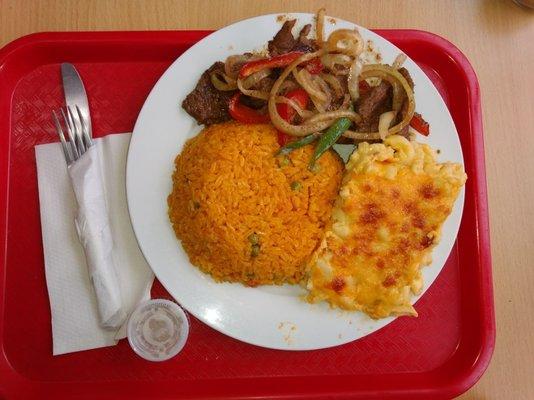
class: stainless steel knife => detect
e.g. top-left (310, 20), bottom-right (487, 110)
top-left (61, 63), bottom-right (92, 139)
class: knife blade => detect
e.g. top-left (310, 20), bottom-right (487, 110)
top-left (61, 63), bottom-right (92, 139)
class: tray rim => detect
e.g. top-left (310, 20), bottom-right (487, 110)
top-left (0, 29), bottom-right (495, 399)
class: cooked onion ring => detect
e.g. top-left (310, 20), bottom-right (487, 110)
top-left (237, 76), bottom-right (270, 100)
top-left (225, 54), bottom-right (251, 79)
top-left (391, 81), bottom-right (404, 111)
top-left (312, 74), bottom-right (333, 110)
top-left (276, 96), bottom-right (314, 119)
top-left (347, 58), bottom-right (363, 101)
top-left (210, 71), bottom-right (237, 91)
top-left (293, 68), bottom-right (327, 102)
top-left (378, 111), bottom-right (397, 139)
top-left (321, 53), bottom-right (352, 74)
top-left (305, 109), bottom-right (361, 124)
top-left (242, 68), bottom-right (272, 89)
top-left (320, 73), bottom-right (343, 98)
top-left (316, 8), bottom-right (326, 46)
top-left (342, 130), bottom-right (380, 141)
top-left (340, 94), bottom-right (351, 109)
top-left (279, 79), bottom-right (299, 94)
top-left (309, 94), bottom-right (326, 113)
top-left (326, 29), bottom-right (364, 57)
top-left (392, 53), bottom-right (407, 69)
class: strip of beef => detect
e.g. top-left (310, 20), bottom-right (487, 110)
top-left (182, 62), bottom-right (235, 125)
top-left (269, 20), bottom-right (317, 55)
top-left (356, 81), bottom-right (393, 132)
top-left (344, 68), bottom-right (416, 142)
top-left (297, 24), bottom-right (312, 44)
top-left (293, 24), bottom-right (316, 52)
top-left (268, 20), bottom-right (297, 56)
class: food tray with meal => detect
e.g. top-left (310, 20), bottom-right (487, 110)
top-left (0, 23), bottom-right (493, 399)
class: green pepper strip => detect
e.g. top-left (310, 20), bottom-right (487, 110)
top-left (308, 116), bottom-right (352, 170)
top-left (276, 134), bottom-right (318, 156)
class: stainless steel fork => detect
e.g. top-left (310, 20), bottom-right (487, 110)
top-left (52, 105), bottom-right (93, 165)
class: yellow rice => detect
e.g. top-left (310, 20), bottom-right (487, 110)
top-left (168, 121), bottom-right (343, 286)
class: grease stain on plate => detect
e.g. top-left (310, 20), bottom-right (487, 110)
top-left (278, 321), bottom-right (298, 345)
top-left (276, 14), bottom-right (292, 23)
top-left (361, 39), bottom-right (383, 64)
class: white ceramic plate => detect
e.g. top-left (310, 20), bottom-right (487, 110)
top-left (127, 13), bottom-right (465, 350)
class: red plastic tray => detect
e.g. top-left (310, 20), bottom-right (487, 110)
top-left (0, 30), bottom-right (494, 399)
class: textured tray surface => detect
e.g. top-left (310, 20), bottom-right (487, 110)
top-left (0, 30), bottom-right (493, 399)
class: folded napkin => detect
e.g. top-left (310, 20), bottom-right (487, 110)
top-left (35, 133), bottom-right (154, 355)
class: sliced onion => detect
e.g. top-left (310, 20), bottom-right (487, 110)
top-left (321, 53), bottom-right (352, 73)
top-left (378, 111), bottom-right (397, 139)
top-left (343, 130), bottom-right (380, 141)
top-left (366, 77), bottom-right (382, 87)
top-left (293, 68), bottom-right (327, 102)
top-left (237, 78), bottom-right (270, 100)
top-left (392, 53), bottom-right (407, 69)
top-left (320, 73), bottom-right (343, 98)
top-left (270, 115), bottom-right (333, 136)
top-left (391, 81), bottom-right (404, 111)
top-left (210, 72), bottom-right (238, 91)
top-left (316, 8), bottom-right (326, 45)
top-left (312, 74), bottom-right (333, 110)
top-left (242, 68), bottom-right (272, 89)
top-left (407, 127), bottom-right (418, 141)
top-left (310, 95), bottom-right (326, 113)
top-left (391, 54), bottom-right (408, 110)
top-left (279, 79), bottom-right (299, 94)
top-left (305, 109), bottom-right (361, 124)
top-left (293, 70), bottom-right (333, 112)
top-left (347, 58), bottom-right (363, 101)
top-left (225, 54), bottom-right (251, 79)
top-left (276, 96), bottom-right (314, 119)
top-left (326, 29), bottom-right (364, 57)
top-left (340, 94), bottom-right (351, 109)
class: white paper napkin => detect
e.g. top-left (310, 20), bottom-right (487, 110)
top-left (35, 133), bottom-right (154, 355)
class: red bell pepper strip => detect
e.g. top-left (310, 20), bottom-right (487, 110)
top-left (239, 51), bottom-right (304, 79)
top-left (305, 58), bottom-right (324, 75)
top-left (277, 88), bottom-right (309, 121)
top-left (277, 132), bottom-right (293, 146)
top-left (409, 112), bottom-right (430, 136)
top-left (276, 88), bottom-right (310, 146)
top-left (228, 92), bottom-right (270, 124)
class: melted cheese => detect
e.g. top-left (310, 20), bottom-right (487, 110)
top-left (306, 135), bottom-right (467, 319)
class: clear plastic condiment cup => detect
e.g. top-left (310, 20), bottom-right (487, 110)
top-left (127, 299), bottom-right (189, 362)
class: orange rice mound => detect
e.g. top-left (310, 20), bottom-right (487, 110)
top-left (168, 121), bottom-right (343, 286)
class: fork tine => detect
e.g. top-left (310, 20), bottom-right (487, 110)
top-left (67, 106), bottom-right (86, 154)
top-left (75, 105), bottom-right (93, 148)
top-left (52, 110), bottom-right (72, 164)
top-left (61, 108), bottom-right (80, 159)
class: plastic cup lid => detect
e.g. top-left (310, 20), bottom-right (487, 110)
top-left (127, 299), bottom-right (189, 362)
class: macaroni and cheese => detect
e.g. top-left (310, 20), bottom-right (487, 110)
top-left (305, 135), bottom-right (467, 319)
